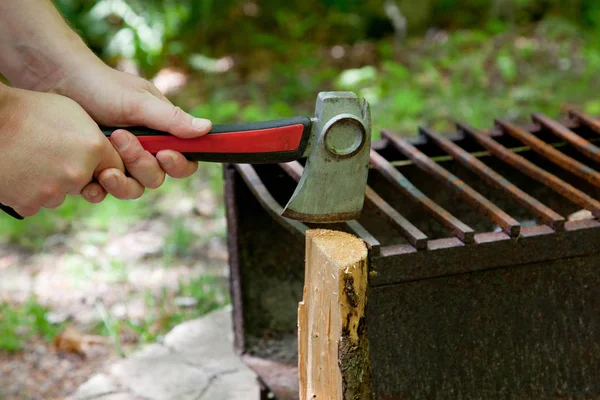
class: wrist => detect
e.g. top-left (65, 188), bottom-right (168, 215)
top-left (0, 83), bottom-right (23, 137)
top-left (0, 1), bottom-right (102, 92)
top-left (14, 36), bottom-right (100, 93)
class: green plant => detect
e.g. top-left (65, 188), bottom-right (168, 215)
top-left (0, 298), bottom-right (64, 352)
top-left (162, 217), bottom-right (197, 264)
top-left (93, 274), bottom-right (229, 350)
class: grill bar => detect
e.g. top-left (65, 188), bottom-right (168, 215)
top-left (532, 113), bottom-right (600, 163)
top-left (496, 119), bottom-right (600, 187)
top-left (370, 150), bottom-right (475, 243)
top-left (420, 126), bottom-right (565, 231)
top-left (365, 187), bottom-right (428, 249)
top-left (569, 109), bottom-right (600, 134)
top-left (278, 162), bottom-right (381, 252)
top-left (345, 220), bottom-right (381, 254)
top-left (458, 122), bottom-right (600, 217)
top-left (236, 164), bottom-right (308, 236)
top-left (382, 131), bottom-right (521, 237)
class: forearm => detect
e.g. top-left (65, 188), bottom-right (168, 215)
top-left (0, 0), bottom-right (98, 91)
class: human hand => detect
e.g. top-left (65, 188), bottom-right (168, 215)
top-left (46, 57), bottom-right (212, 202)
top-left (0, 85), bottom-right (126, 216)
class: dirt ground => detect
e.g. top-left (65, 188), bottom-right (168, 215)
top-left (0, 178), bottom-right (229, 400)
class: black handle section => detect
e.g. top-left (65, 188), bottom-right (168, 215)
top-left (1, 203), bottom-right (23, 220)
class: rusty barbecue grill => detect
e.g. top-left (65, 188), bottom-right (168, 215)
top-left (224, 109), bottom-right (600, 399)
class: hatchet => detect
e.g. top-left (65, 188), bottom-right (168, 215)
top-left (0, 92), bottom-right (371, 223)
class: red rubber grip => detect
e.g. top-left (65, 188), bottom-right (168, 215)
top-left (135, 124), bottom-right (305, 155)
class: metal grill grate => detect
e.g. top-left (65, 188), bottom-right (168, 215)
top-left (233, 109), bottom-right (600, 256)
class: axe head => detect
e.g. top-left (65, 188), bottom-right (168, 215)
top-left (282, 92), bottom-right (371, 223)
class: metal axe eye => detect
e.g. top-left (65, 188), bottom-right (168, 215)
top-left (322, 114), bottom-right (367, 159)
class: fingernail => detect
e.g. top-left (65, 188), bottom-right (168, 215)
top-left (101, 174), bottom-right (118, 190)
top-left (192, 118), bottom-right (212, 131)
top-left (112, 132), bottom-right (130, 151)
top-left (87, 187), bottom-right (99, 197)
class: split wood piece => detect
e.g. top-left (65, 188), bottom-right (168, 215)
top-left (420, 126), bottom-right (565, 231)
top-left (532, 112), bottom-right (600, 163)
top-left (569, 109), bottom-right (600, 134)
top-left (278, 162), bottom-right (382, 253)
top-left (496, 119), bottom-right (600, 187)
top-left (370, 150), bottom-right (476, 244)
top-left (236, 164), bottom-right (308, 237)
top-left (279, 162), bottom-right (428, 250)
top-left (458, 122), bottom-right (600, 218)
top-left (298, 229), bottom-right (371, 400)
top-left (381, 131), bottom-right (521, 237)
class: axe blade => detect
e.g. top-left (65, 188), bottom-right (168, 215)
top-left (282, 92), bottom-right (371, 223)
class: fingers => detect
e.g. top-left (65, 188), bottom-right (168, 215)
top-left (156, 150), bottom-right (199, 179)
top-left (98, 168), bottom-right (145, 200)
top-left (43, 193), bottom-right (66, 209)
top-left (14, 204), bottom-right (41, 218)
top-left (94, 135), bottom-right (125, 179)
top-left (110, 130), bottom-right (166, 189)
top-left (131, 94), bottom-right (212, 138)
top-left (81, 182), bottom-right (108, 204)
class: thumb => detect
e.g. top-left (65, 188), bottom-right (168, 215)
top-left (131, 94), bottom-right (212, 138)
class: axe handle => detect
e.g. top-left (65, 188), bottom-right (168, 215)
top-left (1, 117), bottom-right (313, 220)
top-left (102, 116), bottom-right (313, 163)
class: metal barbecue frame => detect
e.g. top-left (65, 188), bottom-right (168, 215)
top-left (224, 110), bottom-right (600, 399)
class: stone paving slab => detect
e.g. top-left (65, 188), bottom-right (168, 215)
top-left (69, 306), bottom-right (260, 400)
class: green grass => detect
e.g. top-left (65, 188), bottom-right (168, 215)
top-left (96, 274), bottom-right (230, 354)
top-left (0, 298), bottom-right (65, 352)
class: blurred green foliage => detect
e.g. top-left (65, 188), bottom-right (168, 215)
top-left (53, 0), bottom-right (600, 73)
top-left (0, 0), bottom-right (597, 240)
top-left (0, 298), bottom-right (64, 352)
top-left (96, 275), bottom-right (229, 353)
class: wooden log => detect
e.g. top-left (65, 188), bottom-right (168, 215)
top-left (298, 229), bottom-right (372, 400)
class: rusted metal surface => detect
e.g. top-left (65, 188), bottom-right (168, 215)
top-left (458, 121), bottom-right (600, 217)
top-left (569, 109), bottom-right (600, 134)
top-left (241, 355), bottom-right (299, 400)
top-left (420, 126), bottom-right (565, 231)
top-left (237, 164), bottom-right (308, 236)
top-left (365, 187), bottom-right (428, 249)
top-left (532, 112), bottom-right (600, 163)
top-left (496, 118), bottom-right (600, 187)
top-left (383, 130), bottom-right (521, 237)
top-left (370, 149), bottom-right (476, 244)
top-left (374, 218), bottom-right (600, 286)
top-left (369, 251), bottom-right (600, 399)
top-left (225, 109), bottom-right (600, 400)
top-left (223, 164), bottom-right (246, 354)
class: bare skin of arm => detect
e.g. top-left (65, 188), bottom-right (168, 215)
top-left (0, 0), bottom-right (211, 210)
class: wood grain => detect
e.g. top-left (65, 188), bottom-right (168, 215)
top-left (298, 229), bottom-right (371, 400)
